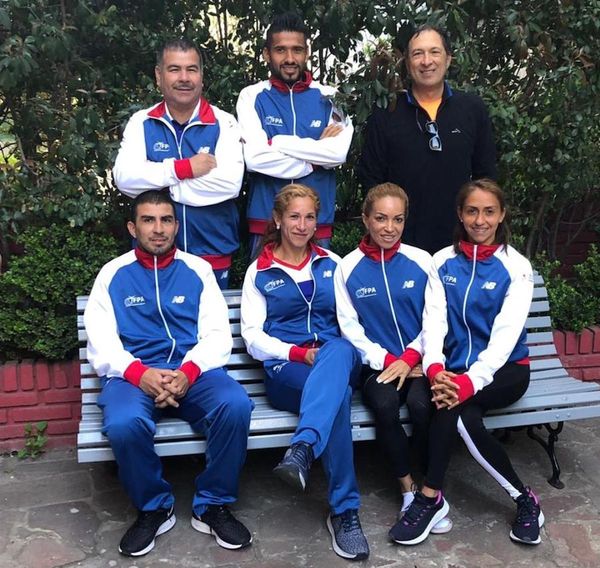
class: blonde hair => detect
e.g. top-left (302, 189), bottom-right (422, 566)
top-left (362, 183), bottom-right (409, 218)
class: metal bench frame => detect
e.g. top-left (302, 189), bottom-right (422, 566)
top-left (77, 274), bottom-right (600, 489)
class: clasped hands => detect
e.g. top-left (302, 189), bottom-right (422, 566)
top-left (139, 368), bottom-right (190, 408)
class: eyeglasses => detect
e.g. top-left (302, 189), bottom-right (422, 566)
top-left (415, 109), bottom-right (442, 152)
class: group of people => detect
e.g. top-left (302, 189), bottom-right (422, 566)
top-left (83, 10), bottom-right (543, 563)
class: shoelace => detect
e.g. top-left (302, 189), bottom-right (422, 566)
top-left (515, 495), bottom-right (537, 525)
top-left (340, 510), bottom-right (361, 532)
top-left (402, 494), bottom-right (434, 526)
top-left (289, 443), bottom-right (313, 470)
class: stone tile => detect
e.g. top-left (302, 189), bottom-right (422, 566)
top-left (16, 536), bottom-right (86, 568)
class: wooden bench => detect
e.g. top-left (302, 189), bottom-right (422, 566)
top-left (77, 275), bottom-right (600, 488)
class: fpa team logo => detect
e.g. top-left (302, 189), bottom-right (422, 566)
top-left (124, 295), bottom-right (146, 307)
top-left (443, 275), bottom-right (457, 286)
top-left (265, 279), bottom-right (285, 293)
top-left (356, 286), bottom-right (377, 299)
top-left (153, 141), bottom-right (170, 152)
top-left (265, 115), bottom-right (283, 127)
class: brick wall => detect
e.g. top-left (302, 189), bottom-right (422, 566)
top-left (0, 360), bottom-right (81, 452)
top-left (553, 326), bottom-right (600, 382)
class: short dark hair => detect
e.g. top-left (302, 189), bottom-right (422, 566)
top-left (156, 38), bottom-right (203, 69)
top-left (131, 190), bottom-right (176, 222)
top-left (406, 24), bottom-right (452, 55)
top-left (265, 12), bottom-right (309, 49)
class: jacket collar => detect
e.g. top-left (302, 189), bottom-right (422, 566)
top-left (135, 246), bottom-right (177, 269)
top-left (358, 235), bottom-right (401, 262)
top-left (257, 241), bottom-right (328, 271)
top-left (405, 81), bottom-right (453, 107)
top-left (269, 71), bottom-right (313, 94)
top-left (147, 97), bottom-right (216, 125)
top-left (459, 240), bottom-right (500, 261)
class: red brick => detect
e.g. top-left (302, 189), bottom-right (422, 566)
top-left (0, 439), bottom-right (24, 452)
top-left (0, 392), bottom-right (39, 408)
top-left (578, 328), bottom-right (594, 354)
top-left (568, 368), bottom-right (583, 380)
top-left (11, 404), bottom-right (72, 423)
top-left (582, 368), bottom-right (600, 382)
top-left (43, 388), bottom-right (81, 404)
top-left (565, 331), bottom-right (578, 355)
top-left (35, 361), bottom-right (51, 390)
top-left (553, 330), bottom-right (566, 354)
top-left (0, 409), bottom-right (7, 424)
top-left (18, 360), bottom-right (35, 390)
top-left (67, 359), bottom-right (81, 387)
top-left (46, 435), bottom-right (76, 449)
top-left (593, 326), bottom-right (600, 353)
top-left (0, 423), bottom-right (29, 440)
top-left (46, 419), bottom-right (79, 436)
top-left (52, 363), bottom-right (68, 388)
top-left (1, 362), bottom-right (18, 392)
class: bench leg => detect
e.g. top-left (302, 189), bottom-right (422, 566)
top-left (526, 422), bottom-right (565, 489)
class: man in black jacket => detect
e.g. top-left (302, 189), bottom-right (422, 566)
top-left (358, 25), bottom-right (497, 254)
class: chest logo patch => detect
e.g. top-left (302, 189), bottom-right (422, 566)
top-left (443, 275), bottom-right (457, 286)
top-left (265, 279), bottom-right (285, 292)
top-left (153, 141), bottom-right (170, 152)
top-left (124, 295), bottom-right (146, 307)
top-left (356, 286), bottom-right (377, 299)
top-left (481, 281), bottom-right (497, 290)
top-left (265, 115), bottom-right (283, 127)
top-left (310, 120), bottom-right (322, 128)
top-left (198, 146), bottom-right (211, 153)
top-left (402, 280), bottom-right (415, 289)
top-left (172, 296), bottom-right (186, 304)
top-left (322, 270), bottom-right (332, 278)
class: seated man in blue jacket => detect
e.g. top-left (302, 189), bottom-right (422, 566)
top-left (84, 190), bottom-right (253, 557)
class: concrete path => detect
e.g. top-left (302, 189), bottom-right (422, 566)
top-left (2, 419), bottom-right (600, 567)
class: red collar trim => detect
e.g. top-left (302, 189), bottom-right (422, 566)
top-left (147, 98), bottom-right (216, 124)
top-left (358, 235), bottom-right (401, 262)
top-left (257, 241), bottom-right (327, 270)
top-left (269, 72), bottom-right (312, 94)
top-left (135, 246), bottom-right (177, 269)
top-left (459, 240), bottom-right (500, 260)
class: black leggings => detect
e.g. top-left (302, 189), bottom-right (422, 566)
top-left (361, 371), bottom-right (431, 478)
top-left (424, 362), bottom-right (530, 498)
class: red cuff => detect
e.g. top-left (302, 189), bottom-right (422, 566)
top-left (454, 374), bottom-right (475, 403)
top-left (383, 352), bottom-right (399, 369)
top-left (174, 158), bottom-right (194, 180)
top-left (289, 345), bottom-right (308, 363)
top-left (399, 348), bottom-right (422, 368)
top-left (123, 360), bottom-right (149, 387)
top-left (179, 361), bottom-right (201, 385)
top-left (426, 362), bottom-right (445, 384)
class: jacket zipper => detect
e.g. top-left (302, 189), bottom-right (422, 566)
top-left (153, 255), bottom-right (176, 363)
top-left (462, 246), bottom-right (477, 368)
top-left (380, 249), bottom-right (405, 352)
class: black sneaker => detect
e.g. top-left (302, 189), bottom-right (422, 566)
top-left (118, 506), bottom-right (176, 556)
top-left (273, 442), bottom-right (314, 491)
top-left (191, 505), bottom-right (252, 550)
top-left (326, 509), bottom-right (370, 560)
top-left (510, 487), bottom-right (544, 545)
top-left (389, 491), bottom-right (449, 545)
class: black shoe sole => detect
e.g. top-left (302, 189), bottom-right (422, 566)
top-left (273, 462), bottom-right (306, 491)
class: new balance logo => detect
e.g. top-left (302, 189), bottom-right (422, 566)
top-left (171, 296), bottom-right (185, 304)
top-left (198, 146), bottom-right (211, 153)
top-left (124, 295), bottom-right (146, 307)
top-left (265, 279), bottom-right (285, 292)
top-left (310, 120), bottom-right (322, 128)
top-left (153, 141), bottom-right (170, 152)
top-left (322, 270), bottom-right (332, 278)
top-left (402, 280), bottom-right (415, 289)
top-left (265, 115), bottom-right (283, 126)
top-left (481, 281), bottom-right (497, 290)
top-left (356, 286), bottom-right (377, 299)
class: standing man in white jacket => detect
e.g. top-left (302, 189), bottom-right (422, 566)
top-left (113, 38), bottom-right (244, 288)
top-left (236, 12), bottom-right (353, 256)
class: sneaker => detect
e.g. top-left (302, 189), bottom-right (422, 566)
top-left (510, 488), bottom-right (544, 545)
top-left (326, 509), bottom-right (370, 560)
top-left (273, 442), bottom-right (314, 491)
top-left (192, 505), bottom-right (252, 550)
top-left (389, 491), bottom-right (449, 545)
top-left (118, 506), bottom-right (176, 556)
top-left (399, 491), bottom-right (453, 534)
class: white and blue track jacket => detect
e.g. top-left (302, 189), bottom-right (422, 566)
top-left (84, 246), bottom-right (232, 386)
top-left (422, 242), bottom-right (533, 401)
top-left (241, 243), bottom-right (342, 362)
top-left (335, 237), bottom-right (434, 370)
top-left (113, 98), bottom-right (243, 263)
top-left (236, 73), bottom-right (353, 239)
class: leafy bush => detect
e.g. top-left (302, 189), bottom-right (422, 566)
top-left (0, 223), bottom-right (120, 360)
top-left (535, 244), bottom-right (600, 332)
top-left (330, 220), bottom-right (364, 258)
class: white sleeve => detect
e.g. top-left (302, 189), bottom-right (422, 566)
top-left (236, 86), bottom-right (314, 179)
top-left (467, 255), bottom-right (534, 393)
top-left (271, 115), bottom-right (354, 168)
top-left (421, 255), bottom-right (449, 375)
top-left (112, 111), bottom-right (180, 196)
top-left (240, 264), bottom-right (295, 361)
top-left (84, 265), bottom-right (137, 379)
top-left (181, 261), bottom-right (233, 371)
top-left (169, 109), bottom-right (244, 206)
top-left (334, 261), bottom-right (387, 369)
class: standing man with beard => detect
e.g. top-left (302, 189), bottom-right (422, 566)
top-left (236, 12), bottom-right (354, 256)
top-left (358, 25), bottom-right (497, 255)
top-left (113, 39), bottom-right (243, 289)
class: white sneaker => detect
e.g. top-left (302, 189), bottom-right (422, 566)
top-left (399, 491), bottom-right (453, 534)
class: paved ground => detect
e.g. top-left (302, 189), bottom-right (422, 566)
top-left (2, 419), bottom-right (600, 568)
